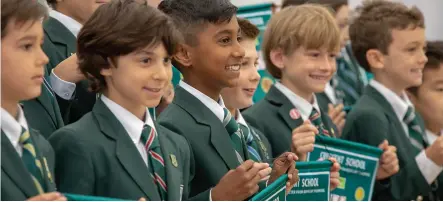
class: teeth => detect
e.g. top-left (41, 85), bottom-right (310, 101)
top-left (311, 76), bottom-right (327, 80)
top-left (226, 65), bottom-right (240, 71)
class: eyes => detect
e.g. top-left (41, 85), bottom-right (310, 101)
top-left (218, 35), bottom-right (242, 46)
top-left (139, 56), bottom-right (171, 66)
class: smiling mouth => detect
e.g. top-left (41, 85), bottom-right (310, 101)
top-left (143, 87), bottom-right (162, 93)
top-left (310, 75), bottom-right (329, 81)
top-left (225, 65), bottom-right (240, 71)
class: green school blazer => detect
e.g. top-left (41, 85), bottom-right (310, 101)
top-left (341, 85), bottom-right (440, 200)
top-left (1, 130), bottom-right (56, 200)
top-left (22, 84), bottom-right (64, 138)
top-left (48, 99), bottom-right (192, 201)
top-left (159, 86), bottom-right (271, 200)
top-left (243, 85), bottom-right (338, 158)
top-left (43, 17), bottom-right (95, 124)
top-left (315, 92), bottom-right (332, 114)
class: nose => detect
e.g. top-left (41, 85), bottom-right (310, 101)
top-left (250, 68), bottom-right (261, 83)
top-left (319, 55), bottom-right (336, 73)
top-left (37, 46), bottom-right (49, 67)
top-left (153, 60), bottom-right (171, 82)
top-left (232, 39), bottom-right (246, 59)
top-left (418, 49), bottom-right (428, 65)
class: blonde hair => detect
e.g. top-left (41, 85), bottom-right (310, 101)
top-left (262, 4), bottom-right (340, 79)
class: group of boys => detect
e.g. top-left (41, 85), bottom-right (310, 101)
top-left (1, 0), bottom-right (442, 201)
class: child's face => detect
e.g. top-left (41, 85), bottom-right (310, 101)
top-left (413, 63), bottom-right (443, 130)
top-left (58, 0), bottom-right (110, 24)
top-left (381, 28), bottom-right (427, 89)
top-left (101, 43), bottom-right (172, 108)
top-left (1, 20), bottom-right (48, 102)
top-left (280, 46), bottom-right (337, 98)
top-left (335, 5), bottom-right (349, 50)
top-left (221, 38), bottom-right (260, 109)
top-left (188, 16), bottom-right (245, 89)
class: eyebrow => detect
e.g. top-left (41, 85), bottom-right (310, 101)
top-left (17, 35), bottom-right (38, 42)
top-left (215, 28), bottom-right (241, 37)
top-left (134, 50), bottom-right (155, 55)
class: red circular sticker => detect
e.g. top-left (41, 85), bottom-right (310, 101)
top-left (289, 108), bottom-right (300, 120)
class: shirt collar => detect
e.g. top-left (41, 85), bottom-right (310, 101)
top-left (323, 82), bottom-right (337, 104)
top-left (236, 110), bottom-right (248, 127)
top-left (274, 82), bottom-right (321, 121)
top-left (425, 129), bottom-right (442, 145)
top-left (101, 95), bottom-right (155, 144)
top-left (179, 80), bottom-right (225, 122)
top-left (49, 9), bottom-right (82, 37)
top-left (1, 105), bottom-right (28, 148)
top-left (369, 80), bottom-right (413, 122)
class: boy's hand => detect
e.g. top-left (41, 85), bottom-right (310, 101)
top-left (425, 136), bottom-right (443, 166)
top-left (291, 120), bottom-right (319, 161)
top-left (376, 140), bottom-right (399, 180)
top-left (28, 192), bottom-right (66, 201)
top-left (328, 104), bottom-right (346, 136)
top-left (329, 158), bottom-right (341, 190)
top-left (53, 54), bottom-right (85, 83)
top-left (211, 160), bottom-right (271, 201)
top-left (268, 152), bottom-right (299, 194)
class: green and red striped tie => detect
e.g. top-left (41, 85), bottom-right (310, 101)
top-left (141, 125), bottom-right (167, 200)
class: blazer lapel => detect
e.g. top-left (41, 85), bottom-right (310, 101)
top-left (92, 100), bottom-right (160, 201)
top-left (157, 125), bottom-right (181, 201)
top-left (173, 86), bottom-right (240, 170)
top-left (44, 17), bottom-right (77, 57)
top-left (266, 86), bottom-right (304, 130)
top-left (1, 132), bottom-right (38, 198)
top-left (34, 86), bottom-right (58, 128)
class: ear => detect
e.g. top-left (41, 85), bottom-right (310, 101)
top-left (270, 48), bottom-right (285, 70)
top-left (366, 49), bottom-right (385, 70)
top-left (100, 57), bottom-right (115, 77)
top-left (174, 44), bottom-right (193, 67)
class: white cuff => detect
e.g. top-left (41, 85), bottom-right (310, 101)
top-left (50, 69), bottom-right (76, 100)
top-left (415, 150), bottom-right (443, 184)
top-left (209, 188), bottom-right (213, 201)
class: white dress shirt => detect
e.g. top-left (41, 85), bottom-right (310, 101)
top-left (1, 106), bottom-right (29, 157)
top-left (101, 95), bottom-right (156, 166)
top-left (179, 81), bottom-right (226, 121)
top-left (48, 10), bottom-right (82, 100)
top-left (274, 82), bottom-right (322, 120)
top-left (369, 80), bottom-right (443, 184)
top-left (324, 82), bottom-right (338, 105)
top-left (426, 129), bottom-right (441, 145)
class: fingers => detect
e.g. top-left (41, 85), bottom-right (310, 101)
top-left (378, 140), bottom-right (389, 150)
top-left (138, 197), bottom-right (146, 201)
top-left (258, 167), bottom-right (272, 179)
top-left (237, 160), bottom-right (255, 173)
top-left (293, 123), bottom-right (319, 135)
top-left (28, 192), bottom-right (66, 201)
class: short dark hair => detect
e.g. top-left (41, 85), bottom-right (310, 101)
top-left (349, 0), bottom-right (424, 72)
top-left (408, 41), bottom-right (443, 95)
top-left (158, 0), bottom-right (237, 46)
top-left (1, 0), bottom-right (48, 38)
top-left (281, 0), bottom-right (308, 9)
top-left (307, 0), bottom-right (348, 12)
top-left (238, 18), bottom-right (260, 40)
top-left (77, 0), bottom-right (181, 93)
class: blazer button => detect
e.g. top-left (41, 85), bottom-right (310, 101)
top-left (416, 195), bottom-right (423, 201)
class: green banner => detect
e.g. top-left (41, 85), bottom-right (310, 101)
top-left (237, 3), bottom-right (276, 103)
top-left (288, 161), bottom-right (332, 201)
top-left (64, 193), bottom-right (123, 201)
top-left (251, 174), bottom-right (287, 201)
top-left (307, 136), bottom-right (383, 201)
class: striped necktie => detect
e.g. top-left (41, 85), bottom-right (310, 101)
top-left (309, 108), bottom-right (331, 137)
top-left (238, 123), bottom-right (262, 162)
top-left (222, 108), bottom-right (246, 163)
top-left (141, 125), bottom-right (167, 200)
top-left (403, 107), bottom-right (427, 154)
top-left (19, 127), bottom-right (46, 194)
